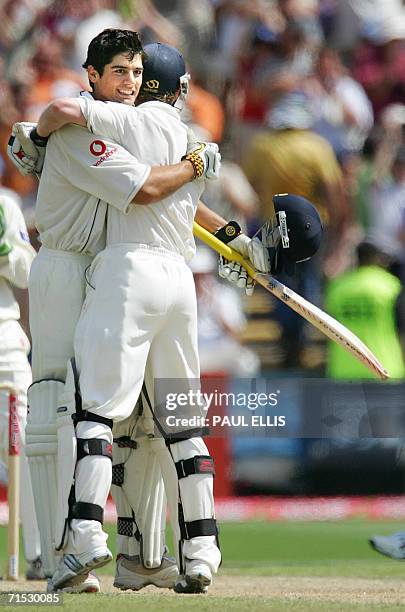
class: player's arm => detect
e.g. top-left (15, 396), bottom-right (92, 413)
top-left (194, 200), bottom-right (226, 232)
top-left (9, 101), bottom-right (220, 203)
top-left (36, 97), bottom-right (86, 135)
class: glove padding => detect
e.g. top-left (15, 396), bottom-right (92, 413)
top-left (219, 256), bottom-right (255, 295)
top-left (7, 122), bottom-right (45, 176)
top-left (185, 128), bottom-right (221, 180)
top-left (228, 233), bottom-right (270, 273)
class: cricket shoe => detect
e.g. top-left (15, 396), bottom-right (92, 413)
top-left (50, 547), bottom-right (112, 590)
top-left (369, 532), bottom-right (405, 559)
top-left (174, 560), bottom-right (212, 594)
top-left (47, 572), bottom-right (101, 593)
top-left (113, 554), bottom-right (179, 590)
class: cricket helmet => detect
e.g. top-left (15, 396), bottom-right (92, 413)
top-left (141, 43), bottom-right (189, 101)
top-left (261, 193), bottom-right (323, 275)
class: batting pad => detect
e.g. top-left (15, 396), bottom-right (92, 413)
top-left (123, 436), bottom-right (167, 568)
top-left (26, 379), bottom-right (64, 577)
top-left (111, 415), bottom-right (140, 558)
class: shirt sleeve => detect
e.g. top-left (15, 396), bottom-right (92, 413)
top-left (78, 97), bottom-right (132, 143)
top-left (52, 125), bottom-right (151, 213)
top-left (0, 194), bottom-right (36, 289)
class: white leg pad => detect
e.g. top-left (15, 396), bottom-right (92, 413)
top-left (54, 362), bottom-right (78, 551)
top-left (111, 414), bottom-right (140, 558)
top-left (67, 420), bottom-right (112, 555)
top-left (123, 436), bottom-right (167, 568)
top-left (25, 379), bottom-right (64, 576)
top-left (151, 436), bottom-right (221, 574)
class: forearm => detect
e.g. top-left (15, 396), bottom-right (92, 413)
top-left (194, 200), bottom-right (226, 232)
top-left (36, 98), bottom-right (86, 138)
top-left (132, 161), bottom-right (195, 205)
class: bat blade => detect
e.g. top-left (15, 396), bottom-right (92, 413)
top-left (193, 221), bottom-right (389, 380)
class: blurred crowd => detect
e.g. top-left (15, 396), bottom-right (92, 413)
top-left (2, 0), bottom-right (405, 373)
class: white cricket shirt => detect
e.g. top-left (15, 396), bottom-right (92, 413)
top-left (79, 98), bottom-right (203, 261)
top-left (35, 124), bottom-right (151, 255)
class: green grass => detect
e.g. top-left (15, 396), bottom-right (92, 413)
top-left (2, 520), bottom-right (405, 610)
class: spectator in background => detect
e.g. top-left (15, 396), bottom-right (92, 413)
top-left (352, 13), bottom-right (405, 121)
top-left (190, 247), bottom-right (260, 377)
top-left (0, 56), bottom-right (35, 198)
top-left (311, 46), bottom-right (374, 154)
top-left (325, 240), bottom-right (405, 380)
top-left (24, 36), bottom-right (84, 121)
top-left (243, 95), bottom-right (349, 264)
top-left (242, 96), bottom-right (350, 366)
top-left (367, 107), bottom-right (405, 284)
top-left (368, 146), bottom-right (405, 283)
top-left (184, 75), bottom-right (225, 144)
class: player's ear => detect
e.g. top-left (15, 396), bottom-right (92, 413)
top-left (87, 65), bottom-right (100, 86)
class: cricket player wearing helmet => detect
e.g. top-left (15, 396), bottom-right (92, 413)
top-left (8, 29), bottom-right (220, 592)
top-left (34, 42), bottom-right (271, 594)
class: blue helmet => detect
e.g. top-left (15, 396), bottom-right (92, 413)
top-left (261, 193), bottom-right (323, 275)
top-left (141, 43), bottom-right (188, 100)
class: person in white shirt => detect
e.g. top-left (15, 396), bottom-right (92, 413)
top-left (32, 42), bottom-right (270, 594)
top-left (8, 29), bottom-right (220, 592)
top-left (0, 187), bottom-right (42, 579)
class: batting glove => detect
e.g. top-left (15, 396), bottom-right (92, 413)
top-left (7, 122), bottom-right (48, 176)
top-left (219, 256), bottom-right (255, 295)
top-left (214, 221), bottom-right (271, 273)
top-left (183, 129), bottom-right (221, 180)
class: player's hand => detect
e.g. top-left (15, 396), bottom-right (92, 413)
top-left (230, 234), bottom-right (271, 272)
top-left (218, 256), bottom-right (255, 295)
top-left (184, 129), bottom-right (221, 180)
top-left (214, 221), bottom-right (271, 272)
top-left (7, 122), bottom-right (47, 176)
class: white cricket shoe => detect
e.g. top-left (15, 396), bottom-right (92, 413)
top-left (50, 547), bottom-right (112, 590)
top-left (174, 560), bottom-right (212, 594)
top-left (47, 572), bottom-right (101, 593)
top-left (113, 554), bottom-right (179, 590)
top-left (369, 532), bottom-right (405, 559)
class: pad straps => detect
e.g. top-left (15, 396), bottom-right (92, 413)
top-left (175, 455), bottom-right (215, 479)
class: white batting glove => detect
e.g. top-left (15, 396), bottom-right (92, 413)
top-left (219, 256), bottom-right (255, 295)
top-left (184, 128), bottom-right (221, 180)
top-left (7, 122), bottom-right (47, 176)
top-left (214, 221), bottom-right (271, 273)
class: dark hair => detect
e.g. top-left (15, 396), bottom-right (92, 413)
top-left (83, 29), bottom-right (143, 76)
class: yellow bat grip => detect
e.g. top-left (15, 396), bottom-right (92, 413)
top-left (193, 222), bottom-right (257, 279)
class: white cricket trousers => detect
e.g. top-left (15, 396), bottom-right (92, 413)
top-left (69, 245), bottom-right (221, 572)
top-left (27, 247), bottom-right (92, 572)
top-left (0, 319), bottom-right (40, 562)
top-left (29, 247), bottom-right (93, 380)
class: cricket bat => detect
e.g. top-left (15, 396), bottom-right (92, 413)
top-left (193, 222), bottom-right (389, 381)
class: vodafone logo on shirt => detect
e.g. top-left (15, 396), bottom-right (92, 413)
top-left (89, 139), bottom-right (118, 166)
top-left (90, 140), bottom-right (107, 156)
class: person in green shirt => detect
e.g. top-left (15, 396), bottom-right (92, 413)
top-left (325, 241), bottom-right (405, 380)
